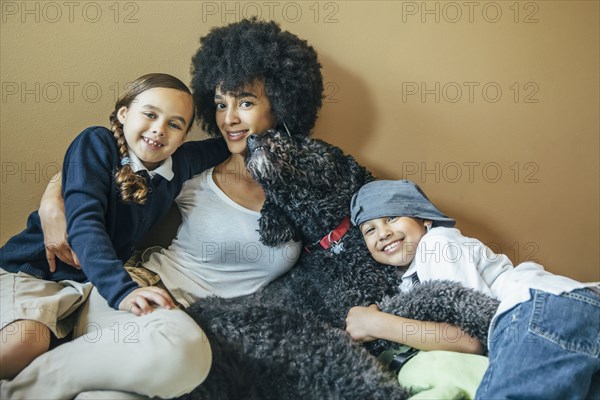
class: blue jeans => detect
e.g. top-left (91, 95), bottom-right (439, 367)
top-left (476, 288), bottom-right (600, 399)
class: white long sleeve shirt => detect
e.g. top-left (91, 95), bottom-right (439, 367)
top-left (399, 227), bottom-right (594, 342)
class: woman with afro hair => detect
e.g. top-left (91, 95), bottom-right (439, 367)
top-left (18, 18), bottom-right (325, 398)
top-left (191, 17), bottom-right (323, 139)
top-left (127, 17), bottom-right (325, 305)
top-left (129, 17), bottom-right (325, 304)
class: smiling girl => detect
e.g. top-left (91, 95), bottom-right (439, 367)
top-left (2, 20), bottom-right (324, 399)
top-left (0, 73), bottom-right (227, 387)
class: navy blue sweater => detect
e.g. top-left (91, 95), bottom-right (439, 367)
top-left (1, 126), bottom-right (229, 309)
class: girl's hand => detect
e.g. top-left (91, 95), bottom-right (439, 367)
top-left (345, 304), bottom-right (382, 343)
top-left (119, 287), bottom-right (177, 316)
top-left (39, 173), bottom-right (81, 272)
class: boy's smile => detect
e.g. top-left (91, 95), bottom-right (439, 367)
top-left (361, 216), bottom-right (429, 267)
top-left (381, 237), bottom-right (404, 253)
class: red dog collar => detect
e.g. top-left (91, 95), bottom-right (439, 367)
top-left (319, 216), bottom-right (351, 249)
top-left (304, 216), bottom-right (351, 254)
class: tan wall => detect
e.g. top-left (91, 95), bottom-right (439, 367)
top-left (1, 1), bottom-right (598, 282)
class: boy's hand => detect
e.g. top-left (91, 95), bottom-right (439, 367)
top-left (345, 304), bottom-right (381, 342)
top-left (119, 287), bottom-right (177, 316)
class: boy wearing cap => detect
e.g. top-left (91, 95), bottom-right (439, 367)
top-left (346, 179), bottom-right (599, 399)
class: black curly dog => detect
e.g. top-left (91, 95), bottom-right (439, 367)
top-left (181, 130), bottom-right (498, 399)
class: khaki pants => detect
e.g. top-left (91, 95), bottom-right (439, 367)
top-left (1, 268), bottom-right (93, 339)
top-left (0, 266), bottom-right (211, 399)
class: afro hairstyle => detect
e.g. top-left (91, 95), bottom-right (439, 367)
top-left (190, 18), bottom-right (323, 138)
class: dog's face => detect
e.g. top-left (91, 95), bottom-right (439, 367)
top-left (245, 130), bottom-right (301, 188)
top-left (246, 129), bottom-right (370, 194)
top-left (245, 129), bottom-right (373, 245)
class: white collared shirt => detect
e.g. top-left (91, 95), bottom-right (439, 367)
top-left (400, 227), bottom-right (592, 345)
top-left (127, 149), bottom-right (174, 181)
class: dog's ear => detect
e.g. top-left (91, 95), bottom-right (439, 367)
top-left (259, 199), bottom-right (299, 247)
top-left (346, 155), bottom-right (375, 187)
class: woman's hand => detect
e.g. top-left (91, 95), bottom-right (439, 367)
top-left (119, 287), bottom-right (177, 316)
top-left (345, 304), bottom-right (382, 343)
top-left (39, 172), bottom-right (80, 272)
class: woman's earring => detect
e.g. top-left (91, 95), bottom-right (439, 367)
top-left (425, 223), bottom-right (431, 232)
top-left (282, 122), bottom-right (291, 136)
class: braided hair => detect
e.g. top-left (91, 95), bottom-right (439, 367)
top-left (109, 73), bottom-right (194, 204)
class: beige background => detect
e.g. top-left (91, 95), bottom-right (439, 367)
top-left (1, 1), bottom-right (598, 282)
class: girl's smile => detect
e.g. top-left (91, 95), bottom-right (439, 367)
top-left (141, 136), bottom-right (165, 149)
top-left (117, 87), bottom-right (193, 170)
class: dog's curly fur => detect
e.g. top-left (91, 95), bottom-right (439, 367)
top-left (245, 129), bottom-right (498, 343)
top-left (181, 130), bottom-right (498, 399)
top-left (371, 280), bottom-right (499, 355)
top-left (182, 297), bottom-right (409, 399)
top-left (181, 130), bottom-right (408, 399)
top-left (244, 131), bottom-right (403, 328)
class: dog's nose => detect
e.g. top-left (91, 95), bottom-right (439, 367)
top-left (247, 134), bottom-right (258, 149)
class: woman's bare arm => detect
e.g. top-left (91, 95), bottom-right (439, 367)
top-left (38, 172), bottom-right (80, 271)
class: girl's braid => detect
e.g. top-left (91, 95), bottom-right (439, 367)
top-left (110, 111), bottom-right (148, 204)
